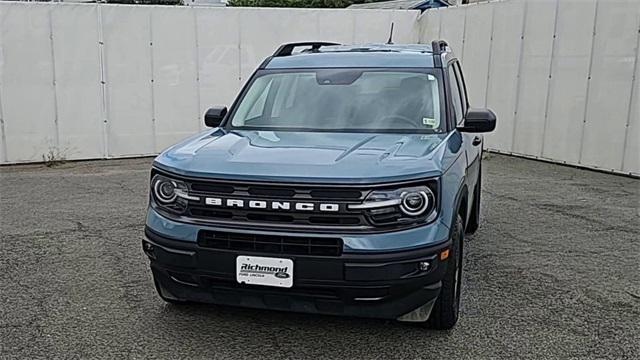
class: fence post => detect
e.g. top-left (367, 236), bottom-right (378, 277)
top-left (483, 4), bottom-right (496, 109)
top-left (193, 6), bottom-right (203, 131)
top-left (621, 18), bottom-right (640, 172)
top-left (577, 0), bottom-right (599, 166)
top-left (459, 6), bottom-right (468, 63)
top-left (149, 10), bottom-right (157, 154)
top-left (97, 4), bottom-right (109, 158)
top-left (540, 0), bottom-right (561, 158)
top-left (0, 30), bottom-right (6, 163)
top-left (48, 5), bottom-right (60, 154)
top-left (510, 0), bottom-right (529, 154)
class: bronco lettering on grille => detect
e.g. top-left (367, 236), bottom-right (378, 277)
top-left (204, 197), bottom-right (340, 212)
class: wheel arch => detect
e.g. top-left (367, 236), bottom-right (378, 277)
top-left (451, 183), bottom-right (468, 231)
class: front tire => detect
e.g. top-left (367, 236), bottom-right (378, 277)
top-left (426, 214), bottom-right (464, 330)
top-left (466, 163), bottom-right (482, 234)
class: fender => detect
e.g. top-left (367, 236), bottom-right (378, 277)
top-left (451, 182), bottom-right (468, 231)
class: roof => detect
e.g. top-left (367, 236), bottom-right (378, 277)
top-left (264, 44), bottom-right (447, 69)
top-left (347, 0), bottom-right (452, 10)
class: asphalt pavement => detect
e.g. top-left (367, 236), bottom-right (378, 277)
top-left (1, 154), bottom-right (638, 359)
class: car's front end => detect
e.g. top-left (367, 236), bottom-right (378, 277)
top-left (144, 163), bottom-right (454, 321)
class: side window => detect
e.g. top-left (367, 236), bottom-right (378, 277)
top-left (453, 62), bottom-right (468, 115)
top-left (448, 66), bottom-right (463, 125)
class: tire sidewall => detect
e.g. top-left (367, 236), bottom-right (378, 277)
top-left (426, 214), bottom-right (464, 329)
top-left (450, 216), bottom-right (464, 319)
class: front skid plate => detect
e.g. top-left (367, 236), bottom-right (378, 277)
top-left (396, 298), bottom-right (436, 322)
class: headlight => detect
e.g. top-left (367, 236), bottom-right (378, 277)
top-left (349, 185), bottom-right (437, 226)
top-left (400, 190), bottom-right (431, 216)
top-left (150, 174), bottom-right (199, 213)
top-left (153, 177), bottom-right (178, 203)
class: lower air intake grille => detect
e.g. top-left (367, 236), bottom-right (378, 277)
top-left (198, 230), bottom-right (343, 257)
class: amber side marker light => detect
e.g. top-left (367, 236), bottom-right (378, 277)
top-left (440, 249), bottom-right (450, 260)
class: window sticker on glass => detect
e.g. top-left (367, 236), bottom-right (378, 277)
top-left (423, 117), bottom-right (439, 128)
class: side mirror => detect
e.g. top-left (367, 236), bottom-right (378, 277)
top-left (204, 106), bottom-right (227, 128)
top-left (458, 108), bottom-right (496, 133)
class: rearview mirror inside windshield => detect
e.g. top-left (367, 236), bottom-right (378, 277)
top-left (316, 69), bottom-right (363, 85)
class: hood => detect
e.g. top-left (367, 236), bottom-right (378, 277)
top-left (154, 129), bottom-right (449, 183)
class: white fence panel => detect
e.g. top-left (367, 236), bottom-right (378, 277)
top-left (512, 0), bottom-right (556, 157)
top-left (390, 10), bottom-right (420, 44)
top-left (196, 8), bottom-right (242, 115)
top-left (151, 6), bottom-right (200, 152)
top-left (459, 3), bottom-right (492, 108)
top-left (51, 4), bottom-right (104, 160)
top-left (0, 4), bottom-right (57, 163)
top-left (483, 0), bottom-right (525, 152)
top-left (239, 8), bottom-right (318, 82)
top-left (0, 4), bottom-right (7, 163)
top-left (623, 31), bottom-right (639, 174)
top-left (102, 5), bottom-right (155, 157)
top-left (541, 0), bottom-right (597, 165)
top-left (316, 9), bottom-right (355, 44)
top-left (419, 7), bottom-right (441, 41)
top-left (580, 0), bottom-right (639, 171)
top-left (418, 0), bottom-right (639, 176)
top-left (439, 6), bottom-right (465, 62)
top-left (354, 9), bottom-right (419, 44)
top-left (353, 10), bottom-right (393, 44)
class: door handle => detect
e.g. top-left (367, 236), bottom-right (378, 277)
top-left (472, 136), bottom-right (482, 146)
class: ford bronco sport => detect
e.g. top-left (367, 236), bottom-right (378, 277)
top-left (143, 41), bottom-right (496, 329)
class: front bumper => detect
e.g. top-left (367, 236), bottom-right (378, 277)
top-left (144, 227), bottom-right (451, 320)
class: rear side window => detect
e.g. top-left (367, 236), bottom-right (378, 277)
top-left (453, 62), bottom-right (468, 115)
top-left (448, 66), bottom-right (463, 125)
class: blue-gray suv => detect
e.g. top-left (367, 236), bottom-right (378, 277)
top-left (143, 40), bottom-right (496, 329)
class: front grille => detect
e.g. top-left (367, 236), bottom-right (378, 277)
top-left (183, 178), bottom-right (369, 230)
top-left (200, 276), bottom-right (341, 299)
top-left (187, 205), bottom-right (364, 227)
top-left (198, 230), bottom-right (343, 257)
top-left (151, 168), bottom-right (438, 232)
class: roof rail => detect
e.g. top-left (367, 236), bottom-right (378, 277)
top-left (431, 40), bottom-right (448, 55)
top-left (272, 42), bottom-right (340, 57)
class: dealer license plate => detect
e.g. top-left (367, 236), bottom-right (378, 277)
top-left (236, 256), bottom-right (294, 288)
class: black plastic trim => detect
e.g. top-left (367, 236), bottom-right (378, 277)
top-left (144, 226), bottom-right (451, 262)
top-left (273, 42), bottom-right (341, 57)
top-left (144, 227), bottom-right (451, 319)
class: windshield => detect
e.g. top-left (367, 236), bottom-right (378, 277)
top-left (229, 69), bottom-right (444, 133)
